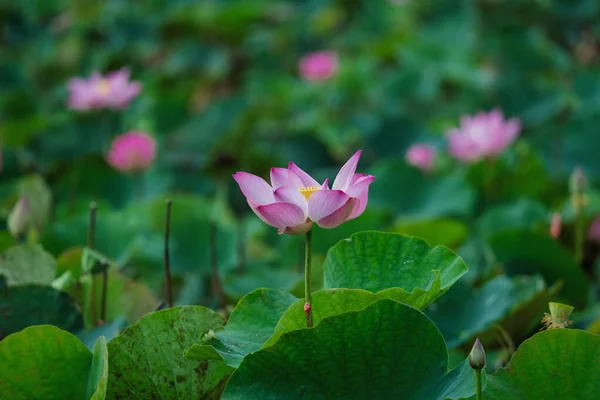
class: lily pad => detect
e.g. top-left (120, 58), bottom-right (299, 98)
top-left (323, 231), bottom-right (468, 308)
top-left (185, 288), bottom-right (298, 368)
top-left (0, 244), bottom-right (56, 286)
top-left (0, 276), bottom-right (83, 339)
top-left (222, 299), bottom-right (481, 399)
top-left (489, 229), bottom-right (589, 308)
top-left (427, 275), bottom-right (559, 348)
top-left (0, 325), bottom-right (107, 400)
top-left (107, 306), bottom-right (233, 399)
top-left (482, 329), bottom-right (600, 399)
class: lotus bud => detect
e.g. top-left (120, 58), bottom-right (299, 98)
top-left (469, 338), bottom-right (486, 370)
top-left (8, 196), bottom-right (30, 239)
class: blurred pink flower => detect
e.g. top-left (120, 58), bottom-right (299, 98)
top-left (588, 215), bottom-right (600, 243)
top-left (405, 144), bottom-right (436, 171)
top-left (550, 212), bottom-right (561, 239)
top-left (107, 132), bottom-right (156, 173)
top-left (67, 68), bottom-right (141, 111)
top-left (299, 51), bottom-right (338, 81)
top-left (233, 150), bottom-right (374, 235)
top-left (447, 109), bottom-right (521, 163)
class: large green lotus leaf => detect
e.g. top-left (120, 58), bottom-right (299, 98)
top-left (391, 218), bottom-right (468, 248)
top-left (489, 229), bottom-right (589, 308)
top-left (0, 325), bottom-right (107, 400)
top-left (427, 275), bottom-right (558, 348)
top-left (107, 306), bottom-right (233, 399)
top-left (0, 276), bottom-right (83, 339)
top-left (185, 288), bottom-right (298, 368)
top-left (222, 299), bottom-right (482, 399)
top-left (264, 288), bottom-right (423, 348)
top-left (323, 231), bottom-right (468, 307)
top-left (369, 160), bottom-right (475, 218)
top-left (481, 329), bottom-right (600, 399)
top-left (0, 244), bottom-right (56, 286)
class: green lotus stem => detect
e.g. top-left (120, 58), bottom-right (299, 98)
top-left (575, 213), bottom-right (584, 264)
top-left (475, 370), bottom-right (483, 400)
top-left (88, 202), bottom-right (98, 328)
top-left (304, 229), bottom-right (313, 328)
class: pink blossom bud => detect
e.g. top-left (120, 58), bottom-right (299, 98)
top-left (405, 144), bottom-right (436, 172)
top-left (299, 51), bottom-right (338, 82)
top-left (107, 132), bottom-right (156, 173)
top-left (304, 302), bottom-right (311, 316)
top-left (550, 212), bottom-right (561, 239)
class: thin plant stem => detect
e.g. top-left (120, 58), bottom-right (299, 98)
top-left (575, 213), bottom-right (584, 265)
top-left (88, 202), bottom-right (97, 328)
top-left (475, 370), bottom-right (483, 400)
top-left (100, 261), bottom-right (108, 324)
top-left (210, 221), bottom-right (225, 309)
top-left (164, 200), bottom-right (174, 308)
top-left (305, 229), bottom-right (313, 328)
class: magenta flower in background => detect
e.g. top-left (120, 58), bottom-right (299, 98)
top-left (405, 144), bottom-right (436, 171)
top-left (447, 109), bottom-right (521, 163)
top-left (67, 68), bottom-right (141, 111)
top-left (107, 132), bottom-right (156, 173)
top-left (299, 51), bottom-right (338, 82)
top-left (588, 215), bottom-right (600, 243)
top-left (550, 212), bottom-right (561, 239)
top-left (233, 150), bottom-right (374, 235)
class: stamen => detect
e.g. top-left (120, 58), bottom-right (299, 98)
top-left (96, 80), bottom-right (111, 95)
top-left (298, 186), bottom-right (320, 200)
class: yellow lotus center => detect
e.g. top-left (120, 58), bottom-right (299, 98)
top-left (298, 186), bottom-right (320, 201)
top-left (96, 79), bottom-right (111, 95)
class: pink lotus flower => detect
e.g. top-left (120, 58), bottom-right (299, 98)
top-left (233, 150), bottom-right (374, 235)
top-left (447, 109), bottom-right (521, 163)
top-left (299, 51), bottom-right (338, 82)
top-left (67, 68), bottom-right (141, 111)
top-left (588, 215), bottom-right (600, 243)
top-left (107, 132), bottom-right (156, 173)
top-left (405, 144), bottom-right (436, 171)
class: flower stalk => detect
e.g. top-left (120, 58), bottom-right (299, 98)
top-left (164, 200), bottom-right (174, 308)
top-left (88, 202), bottom-right (98, 328)
top-left (304, 229), bottom-right (313, 328)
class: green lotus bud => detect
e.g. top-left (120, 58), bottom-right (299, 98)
top-left (8, 196), bottom-right (30, 239)
top-left (469, 338), bottom-right (486, 370)
top-left (570, 167), bottom-right (587, 195)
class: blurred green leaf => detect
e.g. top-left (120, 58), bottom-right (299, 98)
top-left (489, 229), bottom-right (590, 308)
top-left (0, 326), bottom-right (107, 400)
top-left (0, 244), bottom-right (56, 286)
top-left (0, 276), bottom-right (83, 340)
